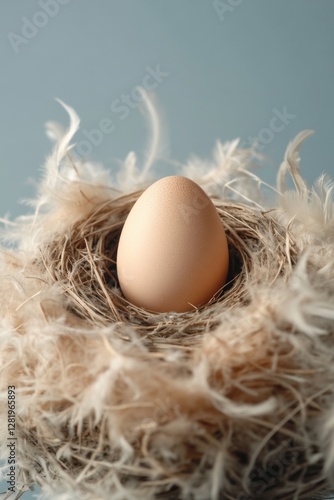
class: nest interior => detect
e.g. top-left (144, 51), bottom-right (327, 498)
top-left (0, 103), bottom-right (334, 500)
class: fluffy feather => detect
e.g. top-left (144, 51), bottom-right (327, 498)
top-left (0, 102), bottom-right (333, 500)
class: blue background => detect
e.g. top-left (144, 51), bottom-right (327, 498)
top-left (1, 1), bottom-right (334, 498)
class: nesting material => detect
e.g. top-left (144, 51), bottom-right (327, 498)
top-left (0, 101), bottom-right (334, 500)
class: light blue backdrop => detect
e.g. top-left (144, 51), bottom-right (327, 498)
top-left (1, 1), bottom-right (334, 498)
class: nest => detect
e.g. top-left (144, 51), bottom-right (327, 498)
top-left (1, 101), bottom-right (334, 500)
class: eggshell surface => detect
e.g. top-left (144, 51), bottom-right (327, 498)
top-left (116, 176), bottom-right (229, 313)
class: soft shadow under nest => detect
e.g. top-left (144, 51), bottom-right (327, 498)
top-left (1, 104), bottom-right (334, 500)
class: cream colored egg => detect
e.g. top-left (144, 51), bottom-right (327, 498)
top-left (116, 176), bottom-right (229, 313)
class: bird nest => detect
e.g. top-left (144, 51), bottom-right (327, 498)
top-left (0, 102), bottom-right (334, 500)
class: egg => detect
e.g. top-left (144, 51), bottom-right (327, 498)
top-left (116, 176), bottom-right (229, 313)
